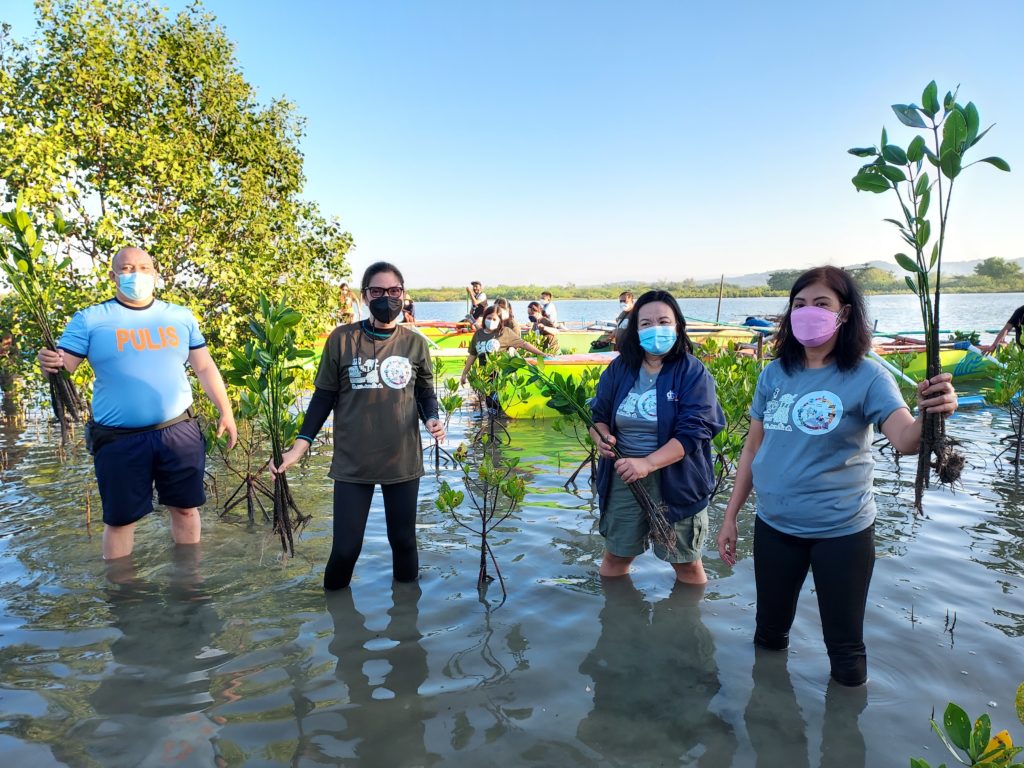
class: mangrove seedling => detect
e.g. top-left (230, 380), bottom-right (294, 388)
top-left (499, 355), bottom-right (603, 490)
top-left (504, 356), bottom-right (676, 550)
top-left (0, 202), bottom-right (86, 444)
top-left (911, 700), bottom-right (1022, 767)
top-left (223, 295), bottom-right (313, 555)
top-left (424, 357), bottom-right (463, 472)
top-left (435, 447), bottom-right (527, 606)
top-left (987, 345), bottom-right (1024, 468)
top-left (697, 339), bottom-right (763, 500)
top-left (849, 81), bottom-right (1010, 510)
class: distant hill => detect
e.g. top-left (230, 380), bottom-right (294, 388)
top-left (699, 258), bottom-right (1024, 287)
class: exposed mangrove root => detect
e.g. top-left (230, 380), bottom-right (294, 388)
top-left (271, 472), bottom-right (309, 557)
top-left (913, 413), bottom-right (963, 513)
top-left (564, 448), bottom-right (596, 491)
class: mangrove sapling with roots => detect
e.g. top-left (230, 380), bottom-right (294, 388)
top-left (0, 202), bottom-right (86, 444)
top-left (223, 296), bottom-right (313, 555)
top-left (435, 443), bottom-right (526, 607)
top-left (850, 81), bottom-right (1010, 510)
top-left (424, 357), bottom-right (463, 472)
top-left (504, 356), bottom-right (677, 551)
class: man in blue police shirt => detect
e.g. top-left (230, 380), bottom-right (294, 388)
top-left (38, 247), bottom-right (237, 560)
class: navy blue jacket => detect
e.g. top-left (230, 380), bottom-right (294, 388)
top-left (590, 353), bottom-right (725, 523)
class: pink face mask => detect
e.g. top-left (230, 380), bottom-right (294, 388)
top-left (790, 305), bottom-right (844, 347)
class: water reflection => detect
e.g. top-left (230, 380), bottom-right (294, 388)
top-left (745, 647), bottom-right (867, 768)
top-left (577, 577), bottom-right (737, 765)
top-left (73, 546), bottom-right (227, 766)
top-left (315, 583), bottom-right (440, 766)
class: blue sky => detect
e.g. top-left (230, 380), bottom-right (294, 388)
top-left (3, 1), bottom-right (1023, 289)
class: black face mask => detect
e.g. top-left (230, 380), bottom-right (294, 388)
top-left (369, 295), bottom-right (403, 323)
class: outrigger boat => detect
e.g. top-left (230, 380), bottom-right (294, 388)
top-left (872, 335), bottom-right (1003, 382)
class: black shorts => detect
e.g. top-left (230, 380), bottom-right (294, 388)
top-left (93, 419), bottom-right (207, 526)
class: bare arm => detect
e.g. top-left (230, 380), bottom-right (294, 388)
top-left (188, 346), bottom-right (238, 448)
top-left (716, 419), bottom-right (764, 566)
top-left (881, 373), bottom-right (958, 454)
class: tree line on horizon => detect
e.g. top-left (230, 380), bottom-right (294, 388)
top-left (408, 258), bottom-right (1024, 301)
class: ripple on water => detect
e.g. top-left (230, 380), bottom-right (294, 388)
top-left (0, 404), bottom-right (1022, 766)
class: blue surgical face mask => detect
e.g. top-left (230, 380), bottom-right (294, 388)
top-left (118, 272), bottom-right (155, 302)
top-left (638, 325), bottom-right (677, 356)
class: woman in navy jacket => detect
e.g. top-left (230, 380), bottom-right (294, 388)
top-left (589, 290), bottom-right (725, 584)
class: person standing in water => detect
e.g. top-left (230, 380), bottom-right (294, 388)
top-left (37, 247), bottom-right (237, 560)
top-left (715, 266), bottom-right (958, 686)
top-left (272, 262), bottom-right (445, 590)
top-left (589, 290), bottom-right (725, 584)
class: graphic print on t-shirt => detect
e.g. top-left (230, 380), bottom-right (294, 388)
top-left (379, 355), bottom-right (412, 389)
top-left (793, 390), bottom-right (843, 434)
top-left (349, 356), bottom-right (382, 389)
top-left (475, 338), bottom-right (501, 356)
top-left (763, 388), bottom-right (796, 432)
top-left (616, 390), bottom-right (658, 421)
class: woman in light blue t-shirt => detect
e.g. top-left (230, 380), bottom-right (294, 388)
top-left (715, 266), bottom-right (958, 687)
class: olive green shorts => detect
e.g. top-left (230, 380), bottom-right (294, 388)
top-left (599, 470), bottom-right (708, 563)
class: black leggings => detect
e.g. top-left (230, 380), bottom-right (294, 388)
top-left (753, 515), bottom-right (875, 686)
top-left (324, 478), bottom-right (421, 591)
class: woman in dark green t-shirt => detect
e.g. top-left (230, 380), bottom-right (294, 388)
top-left (272, 262), bottom-right (445, 590)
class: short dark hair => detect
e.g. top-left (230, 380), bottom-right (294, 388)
top-left (617, 290), bottom-right (693, 370)
top-left (526, 301), bottom-right (542, 313)
top-left (774, 266), bottom-right (872, 373)
top-left (619, 291), bottom-right (634, 301)
top-left (361, 261), bottom-right (404, 291)
top-left (471, 280), bottom-right (482, 288)
top-left (541, 291), bottom-right (552, 299)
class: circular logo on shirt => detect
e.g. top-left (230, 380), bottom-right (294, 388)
top-left (793, 390), bottom-right (843, 435)
top-left (379, 355), bottom-right (413, 389)
top-left (637, 390), bottom-right (658, 420)
top-left (478, 338), bottom-right (500, 355)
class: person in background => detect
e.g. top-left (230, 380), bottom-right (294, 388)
top-left (589, 289), bottom-right (725, 585)
top-left (540, 290), bottom-right (558, 325)
top-left (271, 261), bottom-right (445, 590)
top-left (715, 266), bottom-right (958, 687)
top-left (37, 247), bottom-right (237, 561)
top-left (492, 297), bottom-right (520, 335)
top-left (613, 291), bottom-right (635, 349)
top-left (338, 282), bottom-right (361, 325)
top-left (467, 281), bottom-right (488, 325)
top-left (402, 295), bottom-right (416, 324)
top-left (984, 304), bottom-right (1024, 353)
top-left (459, 305), bottom-right (545, 386)
top-left (526, 301), bottom-right (560, 353)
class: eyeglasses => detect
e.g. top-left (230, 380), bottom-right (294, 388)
top-left (366, 286), bottom-right (404, 299)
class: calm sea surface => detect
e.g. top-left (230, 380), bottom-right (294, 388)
top-left (1, 292), bottom-right (1022, 767)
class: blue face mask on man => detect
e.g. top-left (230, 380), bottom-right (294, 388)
top-left (118, 272), bottom-right (156, 302)
top-left (638, 325), bottom-right (677, 355)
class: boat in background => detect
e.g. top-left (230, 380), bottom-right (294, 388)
top-left (497, 352), bottom-right (616, 419)
top-left (873, 336), bottom-right (1003, 382)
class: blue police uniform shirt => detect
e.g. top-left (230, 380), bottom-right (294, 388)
top-left (58, 298), bottom-right (207, 427)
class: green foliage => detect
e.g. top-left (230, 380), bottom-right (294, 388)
top-left (0, 201), bottom-right (86, 440)
top-left (0, 0), bottom-right (352, 358)
top-left (974, 257), bottom-right (1021, 281)
top-left (948, 330), bottom-right (982, 346)
top-left (697, 339), bottom-right (764, 497)
top-left (849, 81), bottom-right (1008, 509)
top-left (767, 270), bottom-right (805, 292)
top-left (911, 701), bottom-right (1022, 767)
top-left (435, 449), bottom-right (526, 604)
top-left (222, 295), bottom-right (313, 553)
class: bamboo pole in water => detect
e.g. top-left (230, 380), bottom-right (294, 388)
top-left (715, 275), bottom-right (725, 323)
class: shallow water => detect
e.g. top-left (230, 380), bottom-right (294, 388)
top-left (0, 395), bottom-right (1022, 767)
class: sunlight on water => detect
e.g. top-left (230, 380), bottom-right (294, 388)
top-left (1, 396), bottom-right (1022, 766)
